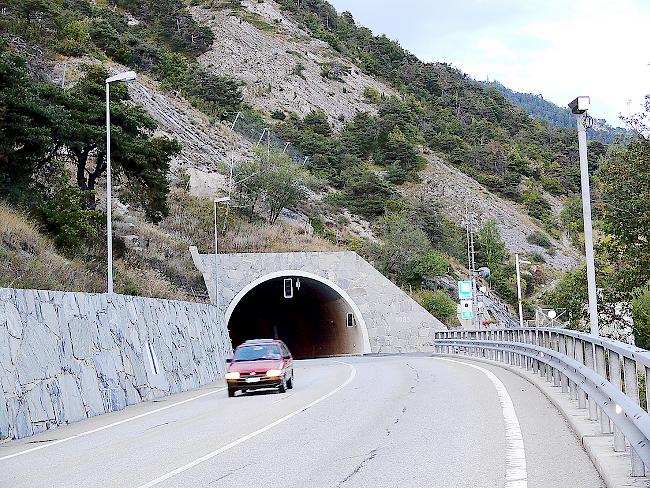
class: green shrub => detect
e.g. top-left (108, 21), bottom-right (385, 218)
top-left (531, 252), bottom-right (546, 263)
top-left (363, 87), bottom-right (381, 104)
top-left (523, 188), bottom-right (556, 228)
top-left (37, 183), bottom-right (101, 254)
top-left (403, 250), bottom-right (449, 284)
top-left (415, 290), bottom-right (457, 323)
top-left (632, 285), bottom-right (650, 350)
top-left (526, 230), bottom-right (553, 249)
top-left (290, 62), bottom-right (306, 78)
top-left (271, 110), bottom-right (286, 120)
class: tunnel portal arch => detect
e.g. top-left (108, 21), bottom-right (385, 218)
top-left (224, 270), bottom-right (371, 358)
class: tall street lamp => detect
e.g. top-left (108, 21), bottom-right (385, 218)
top-left (213, 197), bottom-right (231, 310)
top-left (568, 96), bottom-right (599, 337)
top-left (105, 70), bottom-right (137, 294)
top-left (515, 254), bottom-right (531, 328)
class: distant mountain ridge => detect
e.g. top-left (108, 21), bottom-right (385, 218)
top-left (481, 80), bottom-right (628, 144)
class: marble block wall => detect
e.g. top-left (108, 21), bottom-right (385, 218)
top-left (0, 288), bottom-right (231, 440)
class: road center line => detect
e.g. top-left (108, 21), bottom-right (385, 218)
top-left (433, 357), bottom-right (528, 488)
top-left (135, 360), bottom-right (357, 488)
top-left (0, 387), bottom-right (226, 462)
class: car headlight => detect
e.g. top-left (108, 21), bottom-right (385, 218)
top-left (266, 369), bottom-right (283, 378)
top-left (225, 372), bottom-right (240, 380)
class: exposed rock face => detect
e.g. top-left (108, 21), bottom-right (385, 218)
top-left (191, 1), bottom-right (396, 126)
top-left (126, 76), bottom-right (253, 177)
top-left (0, 288), bottom-right (231, 440)
top-left (408, 155), bottom-right (581, 271)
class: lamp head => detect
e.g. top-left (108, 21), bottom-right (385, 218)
top-left (106, 71), bottom-right (137, 84)
top-left (568, 96), bottom-right (590, 114)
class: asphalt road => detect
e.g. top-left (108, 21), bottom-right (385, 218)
top-left (0, 355), bottom-right (604, 488)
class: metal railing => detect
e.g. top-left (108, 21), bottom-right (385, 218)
top-left (434, 328), bottom-right (650, 477)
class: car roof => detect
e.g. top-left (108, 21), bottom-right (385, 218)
top-left (240, 339), bottom-right (285, 346)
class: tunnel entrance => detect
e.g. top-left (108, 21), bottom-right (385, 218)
top-left (226, 272), bottom-right (370, 359)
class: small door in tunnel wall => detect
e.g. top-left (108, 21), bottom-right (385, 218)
top-left (227, 275), bottom-right (366, 358)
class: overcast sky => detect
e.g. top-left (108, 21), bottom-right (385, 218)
top-left (329, 0), bottom-right (650, 127)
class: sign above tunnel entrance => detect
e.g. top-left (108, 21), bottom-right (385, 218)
top-left (458, 281), bottom-right (473, 300)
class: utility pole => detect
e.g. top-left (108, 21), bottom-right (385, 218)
top-left (465, 202), bottom-right (478, 328)
top-left (569, 96), bottom-right (599, 337)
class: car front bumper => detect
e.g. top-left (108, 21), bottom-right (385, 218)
top-left (227, 377), bottom-right (283, 390)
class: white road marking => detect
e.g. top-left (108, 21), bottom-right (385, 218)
top-left (135, 361), bottom-right (357, 488)
top-left (0, 387), bottom-right (226, 462)
top-left (433, 357), bottom-right (528, 488)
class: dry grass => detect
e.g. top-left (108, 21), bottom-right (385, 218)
top-left (146, 189), bottom-right (336, 254)
top-left (0, 202), bottom-right (103, 292)
top-left (222, 221), bottom-right (337, 253)
top-left (0, 189), bottom-right (338, 300)
top-left (0, 201), bottom-right (189, 298)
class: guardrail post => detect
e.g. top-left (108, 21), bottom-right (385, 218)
top-left (559, 334), bottom-right (569, 393)
top-left (544, 332), bottom-right (553, 382)
top-left (608, 351), bottom-right (626, 452)
top-left (575, 339), bottom-right (587, 409)
top-left (532, 329), bottom-right (540, 374)
top-left (567, 335), bottom-right (578, 400)
top-left (526, 329), bottom-right (533, 371)
top-left (553, 333), bottom-right (561, 387)
top-left (584, 345), bottom-right (599, 420)
top-left (623, 356), bottom-right (646, 476)
top-left (594, 345), bottom-right (612, 433)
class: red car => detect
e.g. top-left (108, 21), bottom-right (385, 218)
top-left (225, 339), bottom-right (294, 397)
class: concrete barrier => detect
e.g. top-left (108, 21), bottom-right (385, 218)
top-left (0, 288), bottom-right (231, 440)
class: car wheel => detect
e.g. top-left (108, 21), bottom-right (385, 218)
top-left (278, 376), bottom-right (287, 393)
top-left (287, 371), bottom-right (294, 389)
top-left (228, 387), bottom-right (236, 398)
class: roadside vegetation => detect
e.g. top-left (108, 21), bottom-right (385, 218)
top-left (0, 0), bottom-right (647, 338)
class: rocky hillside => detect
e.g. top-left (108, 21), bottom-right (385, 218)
top-left (191, 2), bottom-right (395, 126)
top-left (406, 154), bottom-right (579, 271)
top-left (0, 0), bottom-right (592, 322)
top-left (185, 0), bottom-right (578, 271)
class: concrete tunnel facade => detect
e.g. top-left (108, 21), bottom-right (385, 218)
top-left (190, 249), bottom-right (446, 356)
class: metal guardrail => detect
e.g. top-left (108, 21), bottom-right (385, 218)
top-left (434, 328), bottom-right (650, 477)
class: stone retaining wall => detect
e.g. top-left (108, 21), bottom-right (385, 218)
top-left (0, 288), bottom-right (231, 440)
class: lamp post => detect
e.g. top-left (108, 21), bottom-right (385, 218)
top-left (213, 197), bottom-right (231, 309)
top-left (568, 96), bottom-right (599, 337)
top-left (105, 70), bottom-right (137, 294)
top-left (515, 254), bottom-right (531, 328)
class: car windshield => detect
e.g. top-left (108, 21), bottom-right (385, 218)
top-left (233, 344), bottom-right (282, 361)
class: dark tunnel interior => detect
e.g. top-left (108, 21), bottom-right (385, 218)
top-left (227, 276), bottom-right (364, 359)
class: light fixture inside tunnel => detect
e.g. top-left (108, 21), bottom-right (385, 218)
top-left (284, 278), bottom-right (293, 299)
top-left (346, 313), bottom-right (356, 328)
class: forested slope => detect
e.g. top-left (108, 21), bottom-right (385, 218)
top-left (0, 0), bottom-right (647, 338)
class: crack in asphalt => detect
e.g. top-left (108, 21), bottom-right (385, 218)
top-left (336, 449), bottom-right (378, 486)
top-left (385, 362), bottom-right (421, 437)
top-left (405, 362), bottom-right (420, 393)
top-left (209, 462), bottom-right (252, 484)
top-left (143, 421), bottom-right (176, 432)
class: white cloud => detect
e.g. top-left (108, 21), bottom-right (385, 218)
top-left (329, 0), bottom-right (650, 126)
